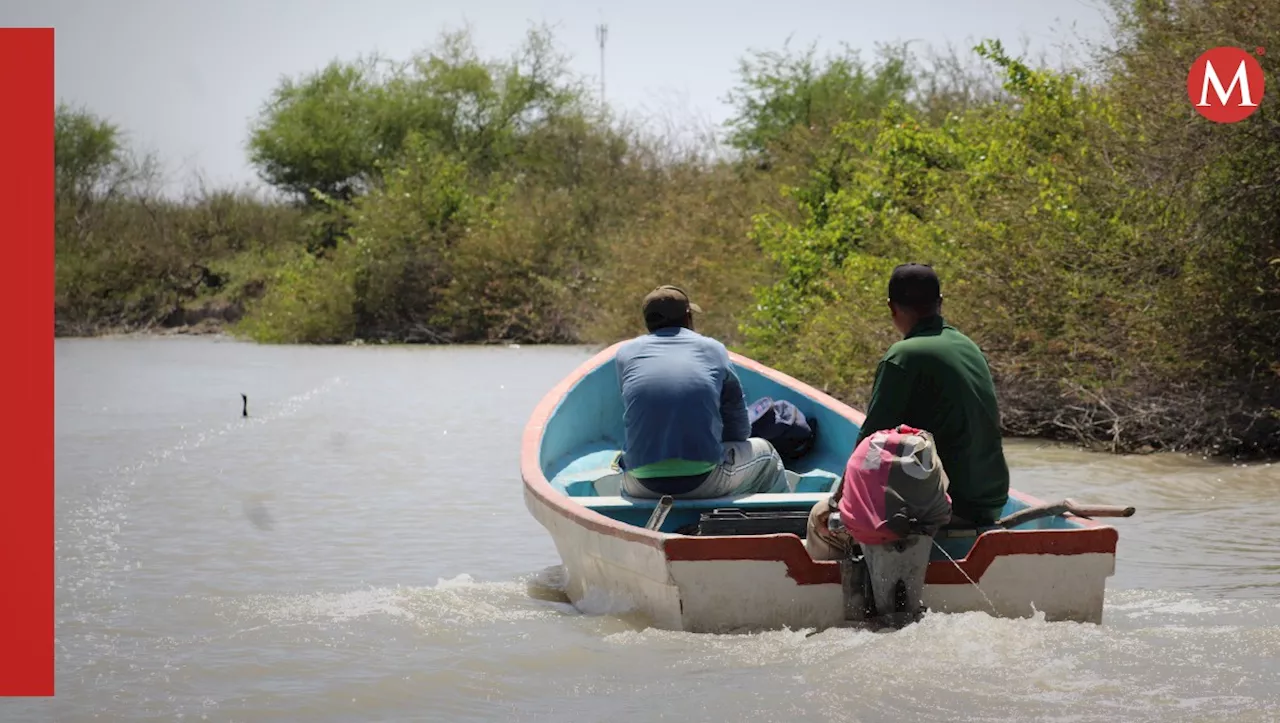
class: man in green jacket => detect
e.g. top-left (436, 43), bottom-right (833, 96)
top-left (852, 263), bottom-right (1010, 526)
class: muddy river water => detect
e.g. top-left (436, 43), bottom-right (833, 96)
top-left (17, 337), bottom-right (1279, 721)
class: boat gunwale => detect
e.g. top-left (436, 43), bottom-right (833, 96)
top-left (522, 342), bottom-right (666, 548)
top-left (521, 340), bottom-right (1121, 568)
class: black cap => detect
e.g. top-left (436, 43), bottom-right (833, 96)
top-left (887, 263), bottom-right (942, 306)
top-left (642, 285), bottom-right (702, 328)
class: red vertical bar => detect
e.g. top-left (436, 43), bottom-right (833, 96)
top-left (0, 27), bottom-right (55, 696)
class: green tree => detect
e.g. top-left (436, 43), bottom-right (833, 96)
top-left (55, 103), bottom-right (124, 203)
top-left (246, 58), bottom-right (382, 203)
top-left (246, 26), bottom-right (589, 205)
top-left (724, 41), bottom-right (915, 160)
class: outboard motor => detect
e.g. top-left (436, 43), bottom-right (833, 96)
top-left (828, 425), bottom-right (952, 628)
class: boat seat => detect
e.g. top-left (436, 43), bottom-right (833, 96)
top-left (550, 448), bottom-right (842, 497)
top-left (578, 492), bottom-right (832, 513)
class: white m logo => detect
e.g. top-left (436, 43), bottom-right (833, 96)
top-left (1197, 59), bottom-right (1259, 107)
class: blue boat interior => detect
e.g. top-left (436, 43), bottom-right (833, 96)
top-left (539, 353), bottom-right (1084, 561)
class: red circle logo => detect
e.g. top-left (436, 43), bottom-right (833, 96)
top-left (1187, 47), bottom-right (1265, 123)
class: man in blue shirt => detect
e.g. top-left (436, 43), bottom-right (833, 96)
top-left (612, 285), bottom-right (790, 499)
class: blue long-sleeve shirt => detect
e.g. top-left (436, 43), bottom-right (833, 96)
top-left (616, 327), bottom-right (750, 477)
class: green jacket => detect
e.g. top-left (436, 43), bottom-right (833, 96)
top-left (855, 315), bottom-right (1010, 524)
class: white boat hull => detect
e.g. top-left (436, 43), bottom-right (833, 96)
top-left (526, 484), bottom-right (1116, 633)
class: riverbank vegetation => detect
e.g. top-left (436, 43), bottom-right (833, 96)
top-left (55, 0), bottom-right (1278, 457)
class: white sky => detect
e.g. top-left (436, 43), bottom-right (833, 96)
top-left (6, 0), bottom-right (1112, 191)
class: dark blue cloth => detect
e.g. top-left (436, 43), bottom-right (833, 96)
top-left (615, 327), bottom-right (750, 470)
top-left (633, 472), bottom-right (712, 497)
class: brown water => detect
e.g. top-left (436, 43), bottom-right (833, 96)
top-left (18, 336), bottom-right (1280, 721)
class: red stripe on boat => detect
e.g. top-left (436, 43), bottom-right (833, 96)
top-left (662, 525), bottom-right (1118, 587)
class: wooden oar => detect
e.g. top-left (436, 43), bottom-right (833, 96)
top-left (997, 498), bottom-right (1136, 529)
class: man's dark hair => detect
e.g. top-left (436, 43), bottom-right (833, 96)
top-left (645, 317), bottom-right (685, 333)
top-left (887, 263), bottom-right (942, 316)
top-left (642, 285), bottom-right (701, 332)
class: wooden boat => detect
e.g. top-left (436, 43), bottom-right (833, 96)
top-left (522, 341), bottom-right (1130, 633)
